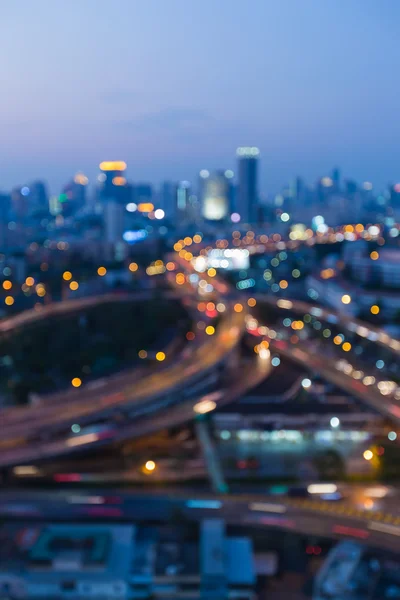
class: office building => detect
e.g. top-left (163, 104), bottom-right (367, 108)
top-left (133, 183), bottom-right (153, 206)
top-left (98, 161), bottom-right (128, 203)
top-left (60, 173), bottom-right (88, 215)
top-left (236, 147), bottom-right (260, 224)
top-left (29, 180), bottom-right (48, 212)
top-left (390, 183), bottom-right (400, 208)
top-left (176, 180), bottom-right (191, 221)
top-left (332, 167), bottom-right (340, 192)
top-left (11, 187), bottom-right (28, 220)
top-left (0, 193), bottom-right (10, 224)
top-left (199, 169), bottom-right (232, 221)
top-left (160, 181), bottom-right (177, 220)
top-left (103, 200), bottom-right (124, 245)
top-left (0, 193), bottom-right (10, 249)
top-left (98, 161), bottom-right (129, 253)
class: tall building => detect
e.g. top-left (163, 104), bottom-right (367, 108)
top-left (199, 169), bottom-right (233, 221)
top-left (11, 187), bottom-right (28, 220)
top-left (160, 181), bottom-right (177, 220)
top-left (103, 201), bottom-right (124, 245)
top-left (133, 183), bottom-right (153, 207)
top-left (0, 193), bottom-right (10, 224)
top-left (0, 193), bottom-right (10, 249)
top-left (332, 167), bottom-right (341, 192)
top-left (236, 147), bottom-right (260, 224)
top-left (176, 180), bottom-right (191, 221)
top-left (289, 176), bottom-right (305, 210)
top-left (390, 183), bottom-right (400, 208)
top-left (98, 161), bottom-right (128, 254)
top-left (98, 161), bottom-right (128, 203)
top-left (30, 180), bottom-right (48, 213)
top-left (60, 173), bottom-right (88, 215)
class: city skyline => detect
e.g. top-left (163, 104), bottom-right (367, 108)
top-left (2, 0), bottom-right (400, 193)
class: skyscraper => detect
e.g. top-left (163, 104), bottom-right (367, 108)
top-left (60, 173), bottom-right (88, 215)
top-left (98, 161), bottom-right (128, 253)
top-left (30, 181), bottom-right (49, 213)
top-left (236, 147), bottom-right (259, 224)
top-left (176, 181), bottom-right (191, 221)
top-left (332, 167), bottom-right (341, 192)
top-left (98, 161), bottom-right (128, 203)
top-left (160, 181), bottom-right (177, 220)
top-left (133, 184), bottom-right (153, 207)
top-left (199, 169), bottom-right (233, 221)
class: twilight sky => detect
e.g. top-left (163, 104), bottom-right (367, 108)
top-left (1, 0), bottom-right (400, 195)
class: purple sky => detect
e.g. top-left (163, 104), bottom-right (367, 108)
top-left (1, 0), bottom-right (400, 195)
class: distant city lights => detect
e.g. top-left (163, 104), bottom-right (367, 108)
top-left (129, 262), bottom-right (139, 272)
top-left (99, 161), bottom-right (127, 171)
top-left (123, 229), bottom-right (148, 243)
top-left (154, 208), bottom-right (165, 220)
top-left (138, 203), bottom-right (154, 213)
top-left (112, 176), bottom-right (126, 186)
top-left (363, 450), bottom-right (373, 461)
top-left (74, 173), bottom-right (88, 185)
top-left (236, 147), bottom-right (260, 157)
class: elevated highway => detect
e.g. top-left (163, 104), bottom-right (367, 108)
top-left (0, 483), bottom-right (399, 553)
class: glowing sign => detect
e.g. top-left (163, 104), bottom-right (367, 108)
top-left (236, 147), bottom-right (260, 157)
top-left (112, 176), bottom-right (126, 186)
top-left (138, 203), bottom-right (154, 213)
top-left (99, 161), bottom-right (127, 172)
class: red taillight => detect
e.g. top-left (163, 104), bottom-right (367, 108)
top-left (54, 473), bottom-right (82, 482)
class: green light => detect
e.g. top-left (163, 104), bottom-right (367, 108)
top-left (269, 485), bottom-right (289, 495)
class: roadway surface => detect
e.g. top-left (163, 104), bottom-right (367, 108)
top-left (269, 338), bottom-right (400, 424)
top-left (256, 295), bottom-right (400, 355)
top-left (0, 306), bottom-right (249, 467)
top-left (0, 484), bottom-right (399, 553)
top-left (175, 251), bottom-right (400, 425)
